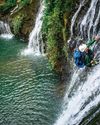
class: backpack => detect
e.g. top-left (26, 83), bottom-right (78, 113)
top-left (73, 49), bottom-right (85, 68)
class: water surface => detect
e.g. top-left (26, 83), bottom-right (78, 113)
top-left (0, 37), bottom-right (61, 125)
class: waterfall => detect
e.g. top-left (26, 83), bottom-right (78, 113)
top-left (23, 1), bottom-right (44, 56)
top-left (54, 66), bottom-right (100, 125)
top-left (70, 0), bottom-right (100, 40)
top-left (80, 0), bottom-right (99, 39)
top-left (93, 6), bottom-right (100, 36)
top-left (70, 0), bottom-right (86, 37)
top-left (54, 0), bottom-right (100, 125)
top-left (0, 21), bottom-right (14, 39)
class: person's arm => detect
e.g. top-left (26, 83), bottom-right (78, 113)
top-left (86, 39), bottom-right (96, 48)
top-left (86, 35), bottom-right (100, 48)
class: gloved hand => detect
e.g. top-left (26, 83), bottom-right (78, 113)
top-left (94, 35), bottom-right (100, 42)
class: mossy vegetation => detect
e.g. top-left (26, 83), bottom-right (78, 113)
top-left (0, 0), bottom-right (39, 39)
top-left (17, 0), bottom-right (31, 7)
top-left (0, 0), bottom-right (16, 12)
top-left (0, 0), bottom-right (30, 35)
top-left (12, 13), bottom-right (24, 34)
top-left (0, 0), bottom-right (32, 12)
top-left (42, 0), bottom-right (78, 71)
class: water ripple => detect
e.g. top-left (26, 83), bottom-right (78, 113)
top-left (0, 57), bottom-right (60, 125)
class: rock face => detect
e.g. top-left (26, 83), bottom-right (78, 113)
top-left (0, 0), bottom-right (4, 4)
top-left (0, 0), bottom-right (40, 41)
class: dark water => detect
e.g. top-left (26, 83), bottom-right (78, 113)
top-left (0, 37), bottom-right (61, 125)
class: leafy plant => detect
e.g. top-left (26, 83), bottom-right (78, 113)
top-left (0, 0), bottom-right (16, 12)
top-left (12, 14), bottom-right (24, 34)
top-left (17, 0), bottom-right (31, 8)
top-left (0, 0), bottom-right (31, 12)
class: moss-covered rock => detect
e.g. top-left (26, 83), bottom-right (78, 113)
top-left (42, 0), bottom-right (79, 73)
top-left (0, 0), bottom-right (40, 41)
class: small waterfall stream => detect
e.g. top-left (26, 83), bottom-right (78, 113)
top-left (0, 21), bottom-right (14, 39)
top-left (23, 1), bottom-right (44, 56)
top-left (54, 0), bottom-right (100, 125)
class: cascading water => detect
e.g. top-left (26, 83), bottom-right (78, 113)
top-left (0, 21), bottom-right (14, 39)
top-left (23, 1), bottom-right (44, 56)
top-left (54, 0), bottom-right (100, 125)
top-left (71, 0), bottom-right (100, 40)
top-left (70, 0), bottom-right (86, 38)
top-left (80, 0), bottom-right (99, 39)
top-left (54, 66), bottom-right (100, 125)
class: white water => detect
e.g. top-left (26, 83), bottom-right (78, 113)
top-left (0, 21), bottom-right (14, 39)
top-left (93, 6), bottom-right (100, 35)
top-left (23, 1), bottom-right (44, 56)
top-left (70, 0), bottom-right (86, 37)
top-left (80, 0), bottom-right (99, 39)
top-left (54, 0), bottom-right (100, 125)
top-left (70, 0), bottom-right (100, 40)
top-left (54, 65), bottom-right (100, 125)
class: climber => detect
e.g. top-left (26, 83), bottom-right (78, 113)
top-left (73, 35), bottom-right (100, 68)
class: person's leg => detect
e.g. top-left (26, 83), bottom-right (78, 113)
top-left (84, 54), bottom-right (92, 67)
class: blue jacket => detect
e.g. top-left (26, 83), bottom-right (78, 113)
top-left (74, 49), bottom-right (85, 68)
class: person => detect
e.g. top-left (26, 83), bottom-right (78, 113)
top-left (73, 35), bottom-right (100, 68)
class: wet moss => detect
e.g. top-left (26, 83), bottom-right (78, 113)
top-left (42, 0), bottom-right (79, 72)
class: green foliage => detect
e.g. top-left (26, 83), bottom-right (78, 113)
top-left (0, 0), bottom-right (31, 12)
top-left (0, 0), bottom-right (16, 12)
top-left (42, 0), bottom-right (62, 69)
top-left (12, 14), bottom-right (24, 34)
top-left (42, 0), bottom-right (77, 71)
top-left (18, 0), bottom-right (31, 8)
